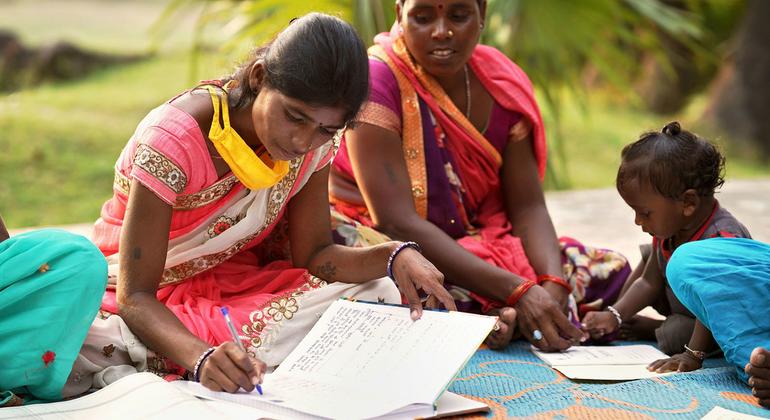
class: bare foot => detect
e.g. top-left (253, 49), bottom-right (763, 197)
top-left (745, 347), bottom-right (770, 408)
top-left (485, 307), bottom-right (517, 350)
top-left (618, 314), bottom-right (662, 341)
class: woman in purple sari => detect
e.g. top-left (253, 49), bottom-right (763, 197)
top-left (330, 0), bottom-right (630, 349)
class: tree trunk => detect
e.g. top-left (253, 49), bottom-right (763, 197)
top-left (705, 0), bottom-right (770, 159)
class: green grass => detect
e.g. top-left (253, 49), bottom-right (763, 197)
top-left (0, 52), bottom-right (228, 228)
top-left (0, 0), bottom-right (201, 53)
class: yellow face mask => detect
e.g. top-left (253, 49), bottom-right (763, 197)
top-left (206, 85), bottom-right (289, 190)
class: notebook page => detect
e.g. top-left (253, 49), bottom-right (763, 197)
top-left (553, 364), bottom-right (673, 380)
top-left (701, 406), bottom-right (766, 420)
top-left (532, 345), bottom-right (668, 367)
top-left (272, 299), bottom-right (496, 418)
top-left (175, 377), bottom-right (323, 419)
top-left (0, 373), bottom-right (261, 420)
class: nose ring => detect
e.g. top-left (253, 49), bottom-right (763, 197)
top-left (447, 29), bottom-right (454, 38)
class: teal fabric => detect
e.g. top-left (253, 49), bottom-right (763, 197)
top-left (667, 237), bottom-right (770, 383)
top-left (0, 229), bottom-right (107, 402)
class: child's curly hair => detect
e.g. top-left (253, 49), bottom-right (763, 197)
top-left (616, 121), bottom-right (725, 199)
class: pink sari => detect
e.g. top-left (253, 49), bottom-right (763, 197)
top-left (91, 92), bottom-right (398, 371)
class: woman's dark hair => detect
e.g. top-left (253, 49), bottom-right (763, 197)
top-left (226, 13), bottom-right (369, 123)
top-left (616, 121), bottom-right (725, 199)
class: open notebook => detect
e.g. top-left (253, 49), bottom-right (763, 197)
top-left (532, 344), bottom-right (674, 380)
top-left (177, 298), bottom-right (495, 419)
top-left (0, 372), bottom-right (267, 420)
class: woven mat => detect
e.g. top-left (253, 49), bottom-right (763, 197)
top-left (448, 341), bottom-right (769, 419)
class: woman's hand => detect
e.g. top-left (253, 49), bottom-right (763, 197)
top-left (391, 247), bottom-right (457, 320)
top-left (540, 281), bottom-right (570, 313)
top-left (647, 352), bottom-right (702, 373)
top-left (581, 311), bottom-right (620, 340)
top-left (516, 285), bottom-right (585, 351)
top-left (485, 307), bottom-right (518, 349)
top-left (199, 342), bottom-right (266, 393)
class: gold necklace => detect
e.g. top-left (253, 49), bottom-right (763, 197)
top-left (464, 64), bottom-right (471, 119)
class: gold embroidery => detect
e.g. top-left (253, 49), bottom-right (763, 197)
top-left (411, 184), bottom-right (425, 198)
top-left (158, 157), bottom-right (303, 287)
top-left (207, 215), bottom-right (237, 238)
top-left (134, 144), bottom-right (188, 194)
top-left (114, 171), bottom-right (131, 195)
top-left (114, 171), bottom-right (240, 210)
top-left (370, 45), bottom-right (429, 219)
top-left (358, 101), bottom-right (401, 135)
top-left (175, 175), bottom-right (240, 209)
top-left (266, 297), bottom-right (299, 321)
top-left (241, 274), bottom-right (327, 352)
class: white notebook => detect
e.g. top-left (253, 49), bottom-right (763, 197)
top-left (532, 344), bottom-right (674, 380)
top-left (0, 372), bottom-right (268, 420)
top-left (176, 298), bottom-right (495, 419)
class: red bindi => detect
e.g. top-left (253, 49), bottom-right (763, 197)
top-left (438, 3), bottom-right (444, 9)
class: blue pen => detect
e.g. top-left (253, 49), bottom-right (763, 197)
top-left (220, 307), bottom-right (263, 395)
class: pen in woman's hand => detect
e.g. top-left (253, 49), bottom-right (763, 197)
top-left (220, 307), bottom-right (263, 395)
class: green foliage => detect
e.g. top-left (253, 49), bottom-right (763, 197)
top-left (0, 53), bottom-right (225, 228)
top-left (162, 0), bottom-right (708, 188)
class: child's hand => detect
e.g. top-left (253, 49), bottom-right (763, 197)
top-left (581, 311), bottom-right (619, 339)
top-left (647, 352), bottom-right (702, 373)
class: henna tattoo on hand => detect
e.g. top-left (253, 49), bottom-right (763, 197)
top-left (317, 261), bottom-right (337, 280)
top-left (384, 163), bottom-right (398, 183)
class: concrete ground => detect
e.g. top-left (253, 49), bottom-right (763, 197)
top-left (9, 177), bottom-right (769, 267)
top-left (547, 177), bottom-right (769, 267)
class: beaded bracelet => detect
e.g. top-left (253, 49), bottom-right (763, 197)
top-left (606, 305), bottom-right (623, 328)
top-left (537, 274), bottom-right (572, 293)
top-left (193, 346), bottom-right (216, 383)
top-left (386, 241), bottom-right (422, 281)
top-left (505, 280), bottom-right (537, 307)
top-left (684, 344), bottom-right (706, 361)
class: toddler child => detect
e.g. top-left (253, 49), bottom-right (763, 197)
top-left (582, 121), bottom-right (751, 373)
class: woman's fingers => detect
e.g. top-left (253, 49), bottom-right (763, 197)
top-left (211, 345), bottom-right (254, 392)
top-left (423, 294), bottom-right (440, 310)
top-left (395, 271), bottom-right (424, 320)
top-left (201, 360), bottom-right (240, 393)
top-left (647, 358), bottom-right (667, 371)
top-left (419, 276), bottom-right (456, 311)
top-left (394, 249), bottom-right (455, 313)
top-left (551, 308), bottom-right (585, 344)
top-left (485, 307), bottom-right (516, 350)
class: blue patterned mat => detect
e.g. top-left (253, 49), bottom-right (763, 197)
top-left (448, 341), bottom-right (770, 419)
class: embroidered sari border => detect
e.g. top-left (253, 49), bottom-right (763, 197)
top-left (369, 45), bottom-right (429, 219)
top-left (114, 171), bottom-right (241, 210)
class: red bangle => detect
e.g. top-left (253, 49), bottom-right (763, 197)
top-left (505, 280), bottom-right (537, 307)
top-left (537, 274), bottom-right (572, 293)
